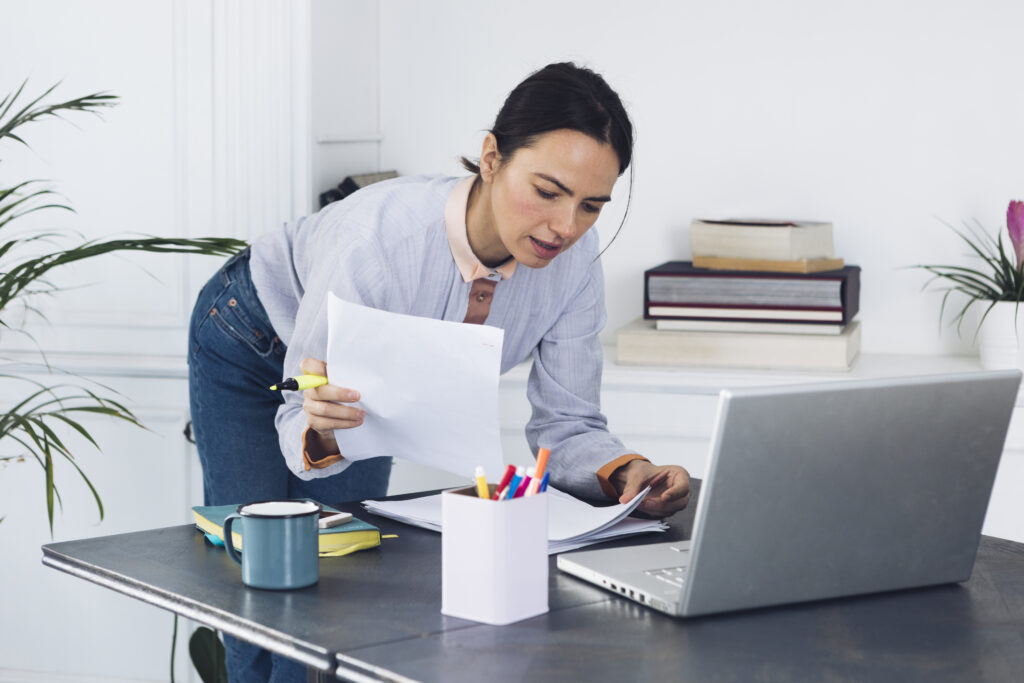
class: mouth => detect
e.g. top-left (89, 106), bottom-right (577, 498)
top-left (529, 236), bottom-right (562, 260)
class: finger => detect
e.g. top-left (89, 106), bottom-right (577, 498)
top-left (618, 471), bottom-right (648, 504)
top-left (644, 470), bottom-right (670, 491)
top-left (639, 490), bottom-right (690, 516)
top-left (304, 395), bottom-right (364, 421)
top-left (657, 487), bottom-right (691, 509)
top-left (307, 411), bottom-right (363, 432)
top-left (656, 476), bottom-right (690, 502)
top-left (296, 358), bottom-right (356, 401)
top-left (641, 472), bottom-right (691, 511)
top-left (309, 384), bottom-right (361, 403)
top-left (299, 357), bottom-right (328, 376)
top-left (303, 397), bottom-right (365, 430)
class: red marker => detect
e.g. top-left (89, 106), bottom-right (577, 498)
top-left (492, 464), bottom-right (516, 500)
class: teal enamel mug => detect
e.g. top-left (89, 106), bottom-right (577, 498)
top-left (223, 500), bottom-right (321, 590)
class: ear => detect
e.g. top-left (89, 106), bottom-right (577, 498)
top-left (478, 133), bottom-right (502, 183)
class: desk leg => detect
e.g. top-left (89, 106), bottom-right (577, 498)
top-left (307, 667), bottom-right (331, 683)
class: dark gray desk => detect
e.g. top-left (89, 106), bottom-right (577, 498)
top-left (42, 482), bottom-right (1024, 682)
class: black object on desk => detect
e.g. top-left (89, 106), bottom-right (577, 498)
top-left (42, 482), bottom-right (1024, 682)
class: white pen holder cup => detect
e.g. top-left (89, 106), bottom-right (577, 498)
top-left (441, 486), bottom-right (549, 625)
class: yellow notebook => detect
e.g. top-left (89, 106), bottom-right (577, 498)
top-left (191, 501), bottom-right (381, 558)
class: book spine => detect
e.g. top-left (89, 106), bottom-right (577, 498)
top-left (645, 303), bottom-right (846, 323)
top-left (654, 319), bottom-right (845, 335)
top-left (617, 321), bottom-right (861, 371)
top-left (842, 266), bottom-right (860, 322)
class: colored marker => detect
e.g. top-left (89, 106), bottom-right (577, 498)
top-left (492, 464), bottom-right (516, 500)
top-left (527, 447), bottom-right (550, 496)
top-left (269, 374), bottom-right (328, 391)
top-left (474, 466), bottom-right (489, 499)
top-left (538, 471), bottom-right (550, 492)
top-left (514, 467), bottom-right (535, 498)
top-left (504, 467), bottom-right (524, 501)
top-left (534, 447), bottom-right (550, 482)
top-left (526, 474), bottom-right (541, 497)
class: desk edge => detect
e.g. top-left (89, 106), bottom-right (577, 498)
top-left (40, 546), bottom-right (335, 673)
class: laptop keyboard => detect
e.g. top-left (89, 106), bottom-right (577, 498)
top-left (644, 565), bottom-right (689, 588)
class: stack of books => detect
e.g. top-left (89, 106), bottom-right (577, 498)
top-left (617, 218), bottom-right (861, 371)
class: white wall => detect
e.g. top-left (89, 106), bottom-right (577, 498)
top-left (376, 0), bottom-right (1024, 353)
top-left (3, 2), bottom-right (1024, 681)
top-left (1, 1), bottom-right (310, 680)
top-left (1, 0), bottom-right (311, 359)
top-left (310, 0), bottom-right (381, 198)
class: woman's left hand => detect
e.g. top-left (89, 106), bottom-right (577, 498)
top-left (611, 459), bottom-right (691, 517)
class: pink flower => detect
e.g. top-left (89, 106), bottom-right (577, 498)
top-left (1009, 200), bottom-right (1024, 269)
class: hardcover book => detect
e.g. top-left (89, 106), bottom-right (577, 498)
top-left (644, 261), bottom-right (860, 325)
top-left (690, 218), bottom-right (834, 261)
top-left (192, 501), bottom-right (381, 558)
top-left (617, 318), bottom-right (862, 371)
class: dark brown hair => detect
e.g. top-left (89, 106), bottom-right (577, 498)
top-left (461, 62), bottom-right (634, 176)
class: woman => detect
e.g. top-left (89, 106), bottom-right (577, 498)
top-left (188, 61), bottom-right (689, 682)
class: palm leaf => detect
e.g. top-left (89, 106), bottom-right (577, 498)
top-left (0, 80), bottom-right (117, 145)
top-left (0, 235), bottom-right (247, 314)
top-left (26, 415), bottom-right (75, 459)
top-left (59, 448), bottom-right (105, 522)
top-left (44, 449), bottom-right (55, 535)
top-left (0, 80), bottom-right (29, 122)
top-left (0, 80), bottom-right (245, 534)
top-left (1, 375), bottom-right (144, 533)
top-left (914, 217), bottom-right (1024, 335)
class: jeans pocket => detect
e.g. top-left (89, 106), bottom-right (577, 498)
top-left (206, 289), bottom-right (277, 357)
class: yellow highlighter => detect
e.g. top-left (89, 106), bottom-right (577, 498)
top-left (269, 374), bottom-right (328, 391)
top-left (474, 466), bottom-right (489, 499)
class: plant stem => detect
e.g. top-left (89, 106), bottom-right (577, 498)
top-left (171, 614), bottom-right (178, 683)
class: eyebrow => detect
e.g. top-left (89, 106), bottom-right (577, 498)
top-left (535, 173), bottom-right (612, 203)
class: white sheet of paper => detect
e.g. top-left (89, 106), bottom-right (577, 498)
top-left (361, 486), bottom-right (665, 555)
top-left (326, 295), bottom-right (505, 479)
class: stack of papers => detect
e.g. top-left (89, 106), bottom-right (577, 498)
top-left (363, 486), bottom-right (667, 554)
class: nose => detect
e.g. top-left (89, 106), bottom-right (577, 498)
top-left (550, 204), bottom-right (576, 241)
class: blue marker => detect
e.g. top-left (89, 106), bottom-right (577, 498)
top-left (503, 467), bottom-right (524, 500)
top-left (538, 471), bottom-right (550, 493)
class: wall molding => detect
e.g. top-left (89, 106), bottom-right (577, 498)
top-left (211, 0), bottom-right (312, 242)
top-left (7, 1), bottom-right (312, 360)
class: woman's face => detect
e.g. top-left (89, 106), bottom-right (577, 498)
top-left (473, 128), bottom-right (621, 269)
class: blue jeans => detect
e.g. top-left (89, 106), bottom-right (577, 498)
top-left (188, 248), bottom-right (391, 683)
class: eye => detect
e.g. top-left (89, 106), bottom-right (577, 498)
top-left (581, 202), bottom-right (601, 214)
top-left (534, 187), bottom-right (557, 200)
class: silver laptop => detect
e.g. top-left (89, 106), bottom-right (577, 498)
top-left (557, 371), bottom-right (1021, 617)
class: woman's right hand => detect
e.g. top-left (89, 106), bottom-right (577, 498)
top-left (299, 358), bottom-right (365, 454)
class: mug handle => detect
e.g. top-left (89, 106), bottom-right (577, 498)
top-left (223, 513), bottom-right (243, 566)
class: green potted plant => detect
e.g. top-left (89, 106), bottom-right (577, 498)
top-left (0, 80), bottom-right (246, 533)
top-left (917, 200), bottom-right (1024, 369)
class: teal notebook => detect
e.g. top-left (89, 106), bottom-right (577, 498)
top-left (191, 501), bottom-right (381, 557)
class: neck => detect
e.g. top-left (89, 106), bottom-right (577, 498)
top-left (465, 176), bottom-right (511, 268)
